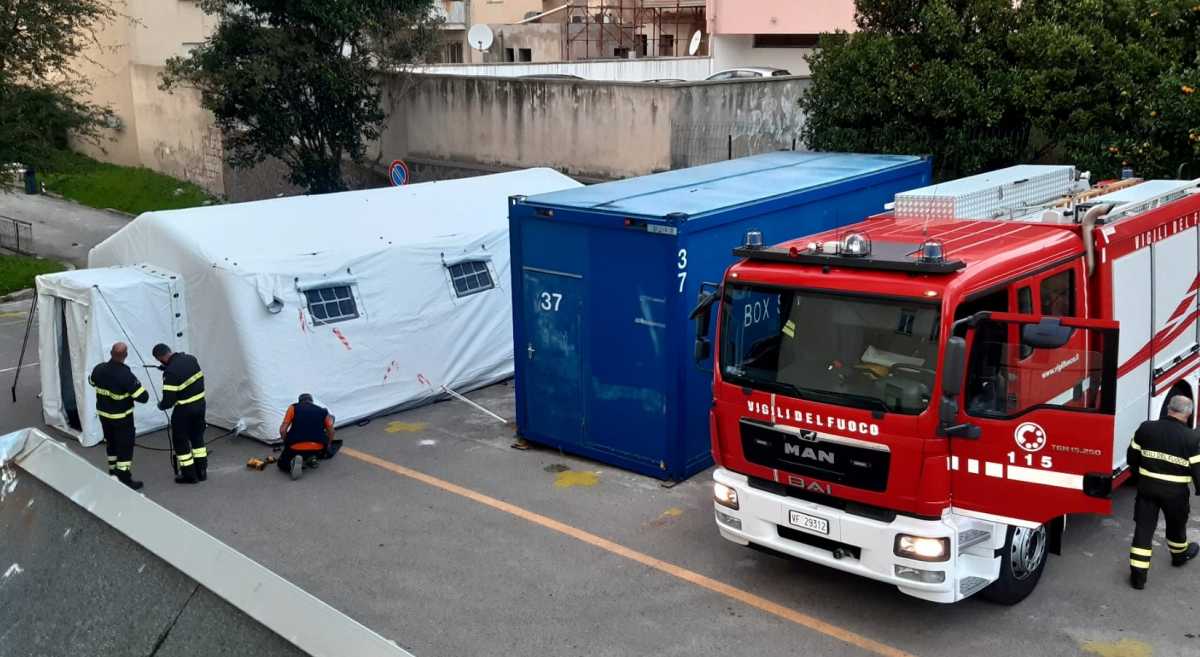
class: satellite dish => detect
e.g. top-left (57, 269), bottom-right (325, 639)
top-left (688, 30), bottom-right (703, 56)
top-left (468, 24), bottom-right (494, 51)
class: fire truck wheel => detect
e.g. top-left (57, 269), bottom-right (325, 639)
top-left (980, 524), bottom-right (1047, 605)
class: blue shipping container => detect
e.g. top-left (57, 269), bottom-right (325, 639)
top-left (509, 152), bottom-right (932, 481)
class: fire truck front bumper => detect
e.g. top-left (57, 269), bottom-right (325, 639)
top-left (712, 468), bottom-right (1002, 603)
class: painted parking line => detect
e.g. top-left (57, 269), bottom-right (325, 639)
top-left (342, 447), bottom-right (918, 657)
top-left (0, 361), bottom-right (38, 374)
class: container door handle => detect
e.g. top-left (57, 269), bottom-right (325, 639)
top-left (527, 343), bottom-right (536, 360)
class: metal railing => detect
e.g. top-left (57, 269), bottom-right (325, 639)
top-left (0, 214), bottom-right (34, 255)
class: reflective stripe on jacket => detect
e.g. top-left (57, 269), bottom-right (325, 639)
top-left (1128, 417), bottom-right (1200, 492)
top-left (89, 360), bottom-right (149, 421)
top-left (158, 353), bottom-right (205, 410)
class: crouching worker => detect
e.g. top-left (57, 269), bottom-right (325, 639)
top-left (277, 393), bottom-right (339, 479)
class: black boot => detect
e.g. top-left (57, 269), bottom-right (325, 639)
top-left (195, 457), bottom-right (208, 482)
top-left (1129, 568), bottom-right (1147, 590)
top-left (1171, 542), bottom-right (1199, 567)
top-left (174, 463), bottom-right (199, 484)
top-left (115, 470), bottom-right (144, 491)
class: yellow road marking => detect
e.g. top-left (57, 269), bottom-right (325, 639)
top-left (342, 447), bottom-right (917, 657)
top-left (384, 421), bottom-right (428, 433)
top-left (1080, 638), bottom-right (1152, 657)
top-left (554, 469), bottom-right (599, 488)
top-left (661, 507), bottom-right (683, 518)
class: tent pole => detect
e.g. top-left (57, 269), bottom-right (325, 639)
top-left (93, 285), bottom-right (179, 476)
top-left (10, 293), bottom-right (37, 403)
top-left (440, 385), bottom-right (507, 424)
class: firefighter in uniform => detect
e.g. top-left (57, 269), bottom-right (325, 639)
top-left (1127, 395), bottom-right (1200, 589)
top-left (152, 344), bottom-right (208, 484)
top-left (88, 342), bottom-right (149, 490)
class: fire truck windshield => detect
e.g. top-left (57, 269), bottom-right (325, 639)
top-left (720, 284), bottom-right (941, 415)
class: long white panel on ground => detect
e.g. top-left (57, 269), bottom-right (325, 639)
top-left (0, 428), bottom-right (413, 657)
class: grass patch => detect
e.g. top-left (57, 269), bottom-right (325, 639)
top-left (41, 150), bottom-right (217, 216)
top-left (0, 253), bottom-right (66, 297)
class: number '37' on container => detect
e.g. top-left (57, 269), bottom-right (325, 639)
top-left (508, 151), bottom-right (932, 482)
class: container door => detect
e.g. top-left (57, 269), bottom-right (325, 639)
top-left (522, 268), bottom-right (584, 445)
top-left (950, 314), bottom-right (1118, 526)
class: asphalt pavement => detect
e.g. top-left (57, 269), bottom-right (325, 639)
top-left (0, 473), bottom-right (309, 657)
top-left (0, 190), bottom-right (130, 266)
top-left (3, 305), bottom-right (1199, 657)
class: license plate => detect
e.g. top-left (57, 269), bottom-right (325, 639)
top-left (788, 510), bottom-right (829, 535)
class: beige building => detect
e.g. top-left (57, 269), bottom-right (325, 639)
top-left (437, 1), bottom-right (704, 65)
top-left (706, 0), bottom-right (857, 76)
top-left (438, 1), bottom-right (562, 63)
top-left (74, 1), bottom-right (223, 194)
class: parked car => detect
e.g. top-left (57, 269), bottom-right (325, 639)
top-left (518, 74), bottom-right (584, 80)
top-left (705, 67), bottom-right (791, 81)
top-left (642, 78), bottom-right (685, 84)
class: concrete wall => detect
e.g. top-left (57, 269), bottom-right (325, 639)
top-left (126, 0), bottom-right (217, 65)
top-left (73, 3), bottom-right (139, 167)
top-left (669, 76), bottom-right (809, 168)
top-left (412, 56), bottom-right (713, 81)
top-left (70, 0), bottom-right (223, 195)
top-left (130, 66), bottom-right (224, 192)
top-left (706, 0), bottom-right (856, 34)
top-left (380, 75), bottom-right (677, 180)
top-left (378, 73), bottom-right (809, 182)
top-left (711, 35), bottom-right (815, 76)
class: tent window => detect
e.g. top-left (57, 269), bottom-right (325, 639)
top-left (304, 285), bottom-right (358, 324)
top-left (447, 261), bottom-right (494, 297)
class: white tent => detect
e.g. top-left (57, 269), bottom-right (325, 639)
top-left (87, 169), bottom-right (581, 441)
top-left (36, 265), bottom-right (188, 446)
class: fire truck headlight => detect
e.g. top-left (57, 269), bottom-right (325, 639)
top-left (894, 535), bottom-right (950, 562)
top-left (713, 482), bottom-right (740, 510)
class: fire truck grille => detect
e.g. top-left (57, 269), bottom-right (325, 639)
top-left (740, 420), bottom-right (890, 492)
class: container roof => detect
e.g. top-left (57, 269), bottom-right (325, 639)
top-left (523, 152), bottom-right (926, 220)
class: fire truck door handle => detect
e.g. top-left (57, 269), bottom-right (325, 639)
top-left (527, 343), bottom-right (536, 360)
top-left (940, 422), bottom-right (982, 439)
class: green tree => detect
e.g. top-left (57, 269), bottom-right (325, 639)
top-left (801, 0), bottom-right (1200, 180)
top-left (0, 0), bottom-right (118, 170)
top-left (162, 0), bottom-right (441, 195)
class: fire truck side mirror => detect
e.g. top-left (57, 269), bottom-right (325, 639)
top-left (938, 337), bottom-right (981, 439)
top-left (690, 283), bottom-right (720, 364)
top-left (942, 337), bottom-right (966, 397)
top-left (1021, 318), bottom-right (1074, 350)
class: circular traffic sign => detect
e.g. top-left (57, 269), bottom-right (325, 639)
top-left (389, 160), bottom-right (410, 186)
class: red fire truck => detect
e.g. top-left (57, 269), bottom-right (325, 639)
top-left (692, 165), bottom-right (1200, 603)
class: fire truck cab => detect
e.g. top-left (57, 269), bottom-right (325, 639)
top-left (694, 166), bottom-right (1200, 603)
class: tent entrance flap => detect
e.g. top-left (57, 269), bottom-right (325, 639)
top-left (57, 299), bottom-right (81, 432)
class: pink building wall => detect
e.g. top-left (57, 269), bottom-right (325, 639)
top-left (706, 0), bottom-right (857, 35)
